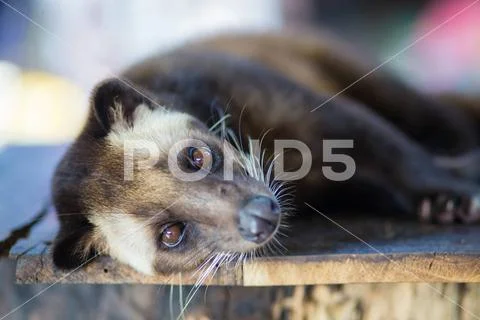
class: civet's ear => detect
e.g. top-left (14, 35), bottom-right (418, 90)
top-left (52, 218), bottom-right (97, 270)
top-left (90, 78), bottom-right (154, 136)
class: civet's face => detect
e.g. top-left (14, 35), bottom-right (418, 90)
top-left (52, 79), bottom-right (285, 275)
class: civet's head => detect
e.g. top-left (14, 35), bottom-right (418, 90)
top-left (52, 79), bottom-right (286, 275)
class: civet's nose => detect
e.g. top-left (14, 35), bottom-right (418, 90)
top-left (238, 195), bottom-right (281, 244)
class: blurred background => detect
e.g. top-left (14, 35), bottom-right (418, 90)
top-left (1, 0), bottom-right (480, 148)
top-left (1, 0), bottom-right (480, 319)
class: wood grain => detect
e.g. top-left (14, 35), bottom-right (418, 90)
top-left (13, 215), bottom-right (480, 285)
top-left (243, 253), bottom-right (480, 285)
top-left (3, 146), bottom-right (480, 285)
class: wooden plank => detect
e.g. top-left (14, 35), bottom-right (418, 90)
top-left (13, 214), bottom-right (480, 285)
top-left (15, 255), bottom-right (243, 285)
top-left (242, 216), bottom-right (480, 285)
top-left (2, 145), bottom-right (480, 285)
top-left (243, 253), bottom-right (480, 285)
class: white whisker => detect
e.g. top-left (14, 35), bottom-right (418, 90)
top-left (169, 284), bottom-right (174, 320)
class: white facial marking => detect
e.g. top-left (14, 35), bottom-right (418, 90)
top-left (90, 213), bottom-right (157, 275)
top-left (106, 103), bottom-right (194, 152)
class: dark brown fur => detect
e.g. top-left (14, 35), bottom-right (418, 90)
top-left (52, 32), bottom-right (480, 274)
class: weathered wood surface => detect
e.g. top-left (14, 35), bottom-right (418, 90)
top-left (2, 260), bottom-right (480, 320)
top-left (2, 145), bottom-right (480, 285)
top-left (12, 216), bottom-right (480, 285)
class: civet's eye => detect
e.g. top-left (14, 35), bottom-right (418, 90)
top-left (187, 147), bottom-right (212, 170)
top-left (160, 222), bottom-right (185, 248)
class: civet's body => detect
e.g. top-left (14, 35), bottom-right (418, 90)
top-left (52, 32), bottom-right (480, 275)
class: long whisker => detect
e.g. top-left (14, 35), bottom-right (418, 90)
top-left (169, 284), bottom-right (174, 320)
top-left (209, 114), bottom-right (231, 134)
top-left (238, 104), bottom-right (248, 151)
top-left (178, 274), bottom-right (186, 320)
top-left (178, 251), bottom-right (228, 319)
